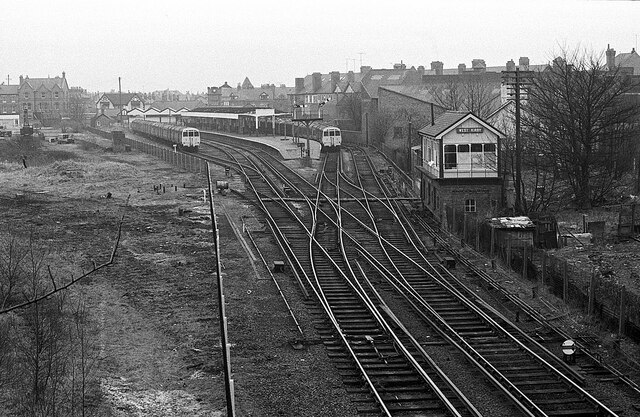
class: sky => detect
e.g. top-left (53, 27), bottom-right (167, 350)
top-left (1, 0), bottom-right (638, 94)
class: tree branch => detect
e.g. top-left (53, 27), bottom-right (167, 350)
top-left (0, 214), bottom-right (125, 315)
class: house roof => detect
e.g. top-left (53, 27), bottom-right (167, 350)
top-left (241, 77), bottom-right (254, 89)
top-left (359, 68), bottom-right (421, 99)
top-left (615, 48), bottom-right (640, 75)
top-left (20, 76), bottom-right (68, 91)
top-left (91, 109), bottom-right (120, 121)
top-left (145, 100), bottom-right (205, 111)
top-left (0, 84), bottom-right (18, 95)
top-left (298, 72), bottom-right (363, 95)
top-left (99, 92), bottom-right (143, 105)
top-left (378, 85), bottom-right (437, 104)
top-left (422, 63), bottom-right (549, 76)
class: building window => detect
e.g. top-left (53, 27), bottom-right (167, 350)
top-left (444, 144), bottom-right (457, 169)
top-left (41, 92), bottom-right (46, 99)
top-left (393, 127), bottom-right (403, 139)
top-left (54, 103), bottom-right (59, 110)
top-left (54, 92), bottom-right (59, 99)
top-left (24, 92), bottom-right (29, 99)
top-left (465, 199), bottom-right (477, 212)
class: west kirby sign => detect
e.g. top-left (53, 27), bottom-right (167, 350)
top-left (456, 127), bottom-right (483, 134)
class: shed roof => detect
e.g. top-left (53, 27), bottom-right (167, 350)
top-left (487, 216), bottom-right (535, 229)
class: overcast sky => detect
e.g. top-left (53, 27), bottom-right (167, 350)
top-left (1, 0), bottom-right (637, 94)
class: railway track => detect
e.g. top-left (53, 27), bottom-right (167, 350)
top-left (131, 131), bottom-right (634, 415)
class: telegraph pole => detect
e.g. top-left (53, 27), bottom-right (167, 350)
top-left (502, 67), bottom-right (533, 215)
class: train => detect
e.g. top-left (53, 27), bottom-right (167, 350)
top-left (130, 119), bottom-right (200, 152)
top-left (318, 124), bottom-right (342, 151)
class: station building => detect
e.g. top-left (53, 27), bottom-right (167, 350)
top-left (416, 111), bottom-right (504, 224)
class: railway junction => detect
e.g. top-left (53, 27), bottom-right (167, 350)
top-left (1, 129), bottom-right (639, 416)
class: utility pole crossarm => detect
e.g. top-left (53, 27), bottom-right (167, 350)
top-left (501, 68), bottom-right (534, 215)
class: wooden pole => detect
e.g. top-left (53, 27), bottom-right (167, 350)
top-left (463, 213), bottom-right (467, 245)
top-left (588, 268), bottom-right (596, 318)
top-left (563, 260), bottom-right (569, 302)
top-left (523, 245), bottom-right (528, 279)
top-left (490, 227), bottom-right (495, 258)
top-left (619, 286), bottom-right (626, 336)
top-left (541, 251), bottom-right (546, 287)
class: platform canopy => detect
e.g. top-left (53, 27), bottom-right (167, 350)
top-left (183, 107), bottom-right (290, 128)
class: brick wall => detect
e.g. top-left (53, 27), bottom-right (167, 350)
top-left (423, 176), bottom-right (501, 220)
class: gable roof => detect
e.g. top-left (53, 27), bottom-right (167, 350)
top-left (615, 49), bottom-right (640, 75)
top-left (241, 77), bottom-right (254, 89)
top-left (99, 92), bottom-right (143, 105)
top-left (418, 110), bottom-right (504, 138)
top-left (419, 111), bottom-right (469, 137)
top-left (20, 76), bottom-right (68, 92)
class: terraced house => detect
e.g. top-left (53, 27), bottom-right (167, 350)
top-left (18, 72), bottom-right (70, 126)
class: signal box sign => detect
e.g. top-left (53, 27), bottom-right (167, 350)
top-left (456, 127), bottom-right (483, 134)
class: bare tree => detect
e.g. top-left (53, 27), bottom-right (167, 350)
top-left (338, 94), bottom-right (362, 130)
top-left (522, 48), bottom-right (640, 209)
top-left (0, 231), bottom-right (30, 309)
top-left (429, 76), bottom-right (500, 118)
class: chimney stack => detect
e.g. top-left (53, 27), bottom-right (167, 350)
top-left (518, 57), bottom-right (529, 70)
top-left (330, 71), bottom-right (340, 91)
top-left (312, 72), bottom-right (322, 92)
top-left (430, 61), bottom-right (444, 75)
top-left (606, 44), bottom-right (616, 71)
top-left (472, 59), bottom-right (486, 72)
top-left (506, 59), bottom-right (516, 71)
top-left (347, 71), bottom-right (355, 83)
top-left (295, 77), bottom-right (305, 93)
top-left (458, 63), bottom-right (466, 74)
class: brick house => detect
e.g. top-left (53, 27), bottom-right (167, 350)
top-left (0, 84), bottom-right (19, 117)
top-left (207, 79), bottom-right (293, 112)
top-left (288, 70), bottom-right (360, 127)
top-left (417, 111), bottom-right (504, 224)
top-left (18, 73), bottom-right (70, 126)
top-left (96, 92), bottom-right (145, 112)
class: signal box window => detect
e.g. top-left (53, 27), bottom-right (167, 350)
top-left (465, 199), bottom-right (476, 212)
top-left (444, 145), bottom-right (457, 169)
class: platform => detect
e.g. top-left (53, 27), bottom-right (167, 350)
top-left (202, 131), bottom-right (322, 160)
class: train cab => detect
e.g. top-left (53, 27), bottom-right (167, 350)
top-left (181, 127), bottom-right (200, 148)
top-left (321, 126), bottom-right (341, 151)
